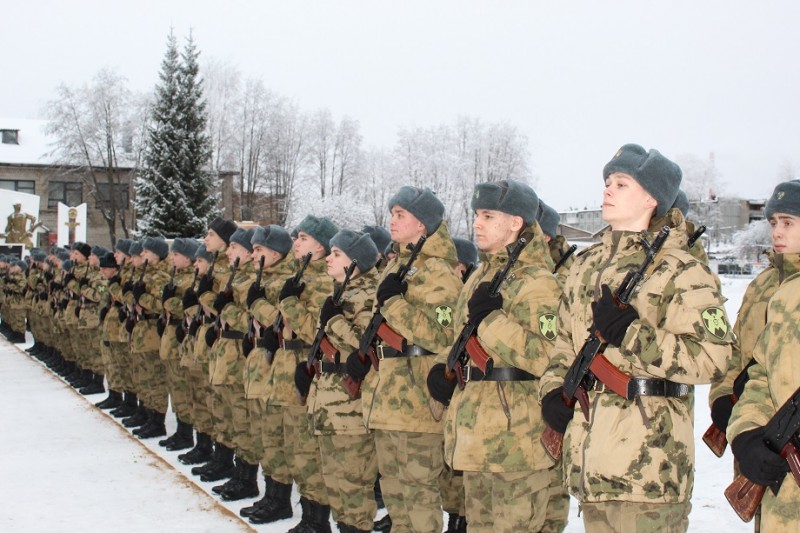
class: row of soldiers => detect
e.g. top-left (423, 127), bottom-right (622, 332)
top-left (2, 143), bottom-right (798, 532)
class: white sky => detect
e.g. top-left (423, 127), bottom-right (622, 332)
top-left (4, 0), bottom-right (800, 210)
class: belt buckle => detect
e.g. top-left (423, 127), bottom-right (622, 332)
top-left (463, 365), bottom-right (472, 383)
top-left (282, 339), bottom-right (289, 350)
top-left (594, 381), bottom-right (607, 393)
top-left (377, 344), bottom-right (386, 361)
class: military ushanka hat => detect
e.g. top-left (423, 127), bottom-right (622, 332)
top-left (71, 241), bottom-right (92, 260)
top-left (171, 238), bottom-right (200, 260)
top-left (671, 190), bottom-right (690, 216)
top-left (30, 249), bottom-right (47, 263)
top-left (452, 237), bottom-right (478, 267)
top-left (603, 143), bottom-right (682, 217)
top-left (99, 253), bottom-right (118, 269)
top-left (293, 215), bottom-right (338, 255)
top-left (766, 180), bottom-right (800, 219)
top-left (251, 225), bottom-right (293, 256)
top-left (472, 179), bottom-right (540, 226)
top-left (537, 200), bottom-right (560, 239)
top-left (194, 244), bottom-right (214, 263)
top-left (128, 241), bottom-right (143, 257)
top-left (142, 236), bottom-right (169, 260)
top-left (329, 229), bottom-right (380, 273)
top-left (91, 245), bottom-right (111, 258)
top-left (388, 186), bottom-right (445, 235)
top-left (362, 225), bottom-right (392, 256)
top-left (229, 228), bottom-right (255, 253)
top-left (208, 217), bottom-right (238, 245)
top-left (114, 239), bottom-right (133, 255)
top-left (55, 249), bottom-right (71, 262)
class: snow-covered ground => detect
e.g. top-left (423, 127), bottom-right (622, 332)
top-left (0, 275), bottom-right (754, 532)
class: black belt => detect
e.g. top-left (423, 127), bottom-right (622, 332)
top-left (283, 339), bottom-right (311, 351)
top-left (140, 313), bottom-right (159, 320)
top-left (320, 362), bottom-right (346, 374)
top-left (168, 317), bottom-right (182, 326)
top-left (203, 315), bottom-right (215, 325)
top-left (593, 377), bottom-right (691, 398)
top-left (465, 366), bottom-right (536, 382)
top-left (376, 344), bottom-right (433, 359)
top-left (221, 330), bottom-right (245, 340)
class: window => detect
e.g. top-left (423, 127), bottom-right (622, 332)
top-left (1, 129), bottom-right (19, 144)
top-left (0, 179), bottom-right (35, 194)
top-left (95, 183), bottom-right (129, 210)
top-left (48, 181), bottom-right (83, 209)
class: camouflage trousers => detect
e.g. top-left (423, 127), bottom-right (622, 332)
top-left (75, 328), bottom-right (102, 373)
top-left (115, 342), bottom-right (134, 393)
top-left (464, 469), bottom-right (550, 533)
top-left (240, 398), bottom-right (264, 467)
top-left (4, 304), bottom-right (25, 334)
top-left (164, 358), bottom-right (191, 423)
top-left (60, 326), bottom-right (76, 362)
top-left (543, 462), bottom-right (570, 533)
top-left (374, 429), bottom-right (444, 533)
top-left (262, 403), bottom-right (291, 485)
top-left (100, 341), bottom-right (123, 392)
top-left (133, 350), bottom-right (168, 413)
top-left (185, 364), bottom-right (213, 435)
top-left (439, 464), bottom-right (465, 515)
top-left (580, 500), bottom-right (691, 533)
top-left (284, 404), bottom-right (327, 504)
top-left (318, 433), bottom-right (378, 531)
top-left (210, 383), bottom-right (247, 452)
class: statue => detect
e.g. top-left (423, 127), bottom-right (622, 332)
top-left (1, 203), bottom-right (42, 248)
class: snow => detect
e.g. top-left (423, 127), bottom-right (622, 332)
top-left (0, 275), bottom-right (755, 532)
top-left (0, 119), bottom-right (53, 165)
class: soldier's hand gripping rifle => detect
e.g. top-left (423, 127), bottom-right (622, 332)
top-left (703, 359), bottom-right (757, 457)
top-left (541, 226), bottom-right (670, 460)
top-left (243, 255), bottom-right (266, 353)
top-left (75, 261), bottom-right (90, 319)
top-left (343, 236), bottom-right (427, 400)
top-left (213, 257), bottom-right (240, 336)
top-left (725, 385), bottom-right (800, 522)
top-left (157, 265), bottom-right (178, 337)
top-left (444, 238), bottom-right (526, 390)
top-left (265, 252), bottom-right (312, 364)
top-left (307, 259), bottom-right (358, 375)
top-left (125, 260), bottom-right (149, 338)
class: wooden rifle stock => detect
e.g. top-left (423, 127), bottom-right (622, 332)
top-left (703, 359), bottom-right (757, 457)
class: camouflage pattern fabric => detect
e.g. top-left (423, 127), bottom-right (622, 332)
top-left (284, 404), bottom-right (327, 504)
top-left (242, 397), bottom-right (265, 466)
top-left (439, 465), bottom-right (465, 515)
top-left (649, 208), bottom-right (709, 264)
top-left (549, 235), bottom-right (575, 285)
top-left (580, 500), bottom-right (691, 533)
top-left (463, 469), bottom-right (550, 533)
top-left (186, 365), bottom-right (213, 435)
top-left (210, 383), bottom-right (249, 454)
top-left (318, 433), bottom-right (378, 531)
top-left (262, 402), bottom-right (291, 485)
top-left (541, 462), bottom-right (570, 533)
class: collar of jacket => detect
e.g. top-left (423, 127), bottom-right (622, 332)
top-left (392, 220), bottom-right (458, 267)
top-left (478, 222), bottom-right (555, 272)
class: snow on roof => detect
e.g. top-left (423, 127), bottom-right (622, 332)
top-left (0, 118), bottom-right (54, 166)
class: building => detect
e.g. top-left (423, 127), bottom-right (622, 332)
top-left (0, 119), bottom-right (235, 248)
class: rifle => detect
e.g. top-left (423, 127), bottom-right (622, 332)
top-left (554, 244), bottom-right (578, 274)
top-left (541, 226), bottom-right (670, 460)
top-left (213, 257), bottom-right (241, 335)
top-left (126, 260), bottom-right (149, 338)
top-left (461, 262), bottom-right (476, 284)
top-left (725, 385), bottom-right (800, 522)
top-left (266, 252), bottom-right (312, 364)
top-left (703, 358), bottom-right (758, 457)
top-left (688, 225), bottom-right (706, 249)
top-left (75, 261), bottom-right (90, 318)
top-left (244, 255), bottom-right (266, 348)
top-left (157, 265), bottom-right (178, 336)
top-left (342, 235), bottom-right (427, 399)
top-left (306, 259), bottom-right (358, 374)
top-left (444, 238), bottom-right (527, 390)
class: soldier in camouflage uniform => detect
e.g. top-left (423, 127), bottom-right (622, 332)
top-left (237, 225), bottom-right (296, 525)
top-left (427, 180), bottom-right (563, 533)
top-left (24, 249), bottom-right (48, 356)
top-left (109, 240), bottom-right (141, 418)
top-left (62, 242), bottom-right (92, 388)
top-left (157, 238), bottom-right (200, 451)
top-left (727, 180), bottom-right (800, 532)
top-left (540, 144), bottom-right (733, 532)
top-left (346, 186), bottom-right (462, 533)
top-left (1, 259), bottom-right (27, 343)
top-left (292, 229), bottom-right (380, 533)
top-left (260, 215), bottom-right (336, 532)
top-left (95, 251), bottom-right (124, 409)
top-left (74, 245), bottom-right (111, 395)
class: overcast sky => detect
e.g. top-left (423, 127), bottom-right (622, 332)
top-left (4, 0), bottom-right (799, 210)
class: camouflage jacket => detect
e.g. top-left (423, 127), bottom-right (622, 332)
top-left (728, 272), bottom-right (800, 529)
top-left (76, 266), bottom-right (104, 330)
top-left (540, 209), bottom-right (733, 504)
top-left (198, 251), bottom-right (229, 319)
top-left (649, 208), bottom-right (709, 264)
top-left (101, 271), bottom-right (124, 343)
top-left (243, 254), bottom-right (294, 400)
top-left (439, 223), bottom-right (562, 472)
top-left (307, 268), bottom-right (379, 435)
top-left (130, 260), bottom-right (170, 354)
top-left (362, 221), bottom-right (462, 434)
top-left (108, 262), bottom-right (134, 343)
top-left (549, 234), bottom-right (575, 285)
top-left (159, 265), bottom-right (196, 361)
top-left (64, 263), bottom-right (89, 327)
top-left (709, 252), bottom-right (800, 403)
top-left (267, 258), bottom-right (333, 406)
top-left (209, 259), bottom-right (257, 386)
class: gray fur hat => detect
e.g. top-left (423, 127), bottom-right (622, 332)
top-left (62, 259), bottom-right (73, 271)
top-left (12, 259), bottom-right (28, 271)
top-left (171, 238), bottom-right (200, 260)
top-left (128, 241), bottom-right (143, 256)
top-left (31, 249), bottom-right (48, 262)
top-left (537, 201), bottom-right (561, 239)
top-left (330, 230), bottom-right (380, 273)
top-left (208, 217), bottom-right (238, 245)
top-left (362, 225), bottom-right (391, 256)
top-left (194, 244), bottom-right (214, 263)
top-left (671, 190), bottom-right (690, 216)
top-left (229, 228), bottom-right (255, 253)
top-left (294, 215), bottom-right (338, 255)
top-left (603, 143), bottom-right (682, 217)
top-left (766, 180), bottom-right (800, 219)
top-left (115, 239), bottom-right (133, 255)
top-left (142, 236), bottom-right (169, 260)
top-left (251, 225), bottom-right (292, 256)
top-left (56, 249), bottom-right (71, 262)
top-left (453, 237), bottom-right (478, 266)
top-left (472, 179), bottom-right (540, 226)
top-left (91, 245), bottom-right (111, 258)
top-left (388, 186), bottom-right (445, 235)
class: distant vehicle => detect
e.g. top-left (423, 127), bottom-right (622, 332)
top-left (717, 262), bottom-right (753, 275)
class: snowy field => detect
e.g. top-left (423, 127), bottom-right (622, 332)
top-left (0, 275), bottom-right (754, 532)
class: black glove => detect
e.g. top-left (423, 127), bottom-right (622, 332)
top-left (376, 273), bottom-right (407, 306)
top-left (591, 284), bottom-right (639, 346)
top-left (117, 306), bottom-right (127, 322)
top-left (242, 335), bottom-right (254, 357)
top-left (319, 296), bottom-right (343, 328)
top-left (279, 278), bottom-right (305, 301)
top-left (246, 282), bottom-right (263, 308)
top-left (345, 350), bottom-right (371, 381)
top-left (122, 280), bottom-right (134, 294)
top-left (39, 290), bottom-right (48, 300)
top-left (731, 427), bottom-right (789, 490)
top-left (99, 305), bottom-right (110, 323)
top-left (109, 275), bottom-right (121, 286)
top-left (188, 319), bottom-right (201, 337)
top-left (213, 291), bottom-right (234, 313)
top-left (541, 387), bottom-right (575, 434)
top-left (467, 282), bottom-right (503, 326)
top-left (427, 363), bottom-right (457, 406)
top-left (78, 276), bottom-right (89, 288)
top-left (175, 323), bottom-right (187, 344)
top-left (205, 326), bottom-right (218, 347)
top-left (156, 317), bottom-right (166, 337)
top-left (161, 284), bottom-right (176, 303)
top-left (260, 328), bottom-right (280, 354)
top-left (710, 394), bottom-right (735, 433)
top-left (182, 288), bottom-right (199, 309)
top-left (197, 274), bottom-right (214, 296)
top-left (132, 283), bottom-right (147, 303)
top-left (124, 317), bottom-right (135, 334)
top-left (294, 362), bottom-right (314, 398)
top-left (64, 272), bottom-right (76, 285)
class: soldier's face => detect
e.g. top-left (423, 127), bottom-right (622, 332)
top-left (226, 241), bottom-right (252, 265)
top-left (141, 250), bottom-right (160, 264)
top-left (602, 173), bottom-right (658, 231)
top-left (89, 255), bottom-right (100, 267)
top-left (100, 267), bottom-right (118, 279)
top-left (194, 258), bottom-right (210, 275)
top-left (114, 250), bottom-right (126, 265)
top-left (170, 251), bottom-right (192, 270)
top-left (130, 255), bottom-right (143, 267)
top-left (326, 246), bottom-right (359, 282)
top-left (389, 206), bottom-right (426, 245)
top-left (204, 230), bottom-right (226, 252)
top-left (770, 213), bottom-right (800, 254)
top-left (473, 209), bottom-right (523, 254)
top-left (293, 232), bottom-right (324, 260)
top-left (252, 244), bottom-right (280, 268)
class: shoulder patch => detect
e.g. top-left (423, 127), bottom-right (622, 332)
top-left (539, 313), bottom-right (557, 341)
top-left (701, 307), bottom-right (729, 339)
top-left (435, 305), bottom-right (453, 327)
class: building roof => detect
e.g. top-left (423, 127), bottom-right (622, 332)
top-left (0, 118), bottom-right (53, 166)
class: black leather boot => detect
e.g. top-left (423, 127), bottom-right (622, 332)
top-left (287, 498), bottom-right (331, 533)
top-left (221, 459), bottom-right (259, 501)
top-left (200, 444), bottom-right (235, 482)
top-left (70, 368), bottom-right (93, 389)
top-left (80, 372), bottom-right (105, 395)
top-left (179, 432), bottom-right (214, 465)
top-left (136, 410), bottom-right (167, 439)
top-left (240, 475), bottom-right (274, 517)
top-left (213, 458), bottom-right (243, 494)
top-left (95, 390), bottom-right (123, 409)
top-left (445, 513), bottom-right (467, 533)
top-left (337, 523), bottom-right (371, 533)
top-left (248, 479), bottom-right (293, 524)
top-left (165, 420), bottom-right (194, 451)
top-left (111, 392), bottom-right (138, 418)
top-left (373, 514), bottom-right (392, 532)
top-left (374, 474), bottom-right (385, 510)
top-left (191, 441), bottom-right (223, 476)
top-left (122, 402), bottom-right (149, 428)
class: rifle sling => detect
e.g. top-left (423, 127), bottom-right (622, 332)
top-left (375, 344), bottom-right (433, 359)
top-left (319, 362), bottom-right (346, 374)
top-left (464, 366), bottom-right (536, 382)
top-left (283, 339), bottom-right (311, 351)
top-left (221, 330), bottom-right (245, 340)
top-left (591, 356), bottom-right (691, 399)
